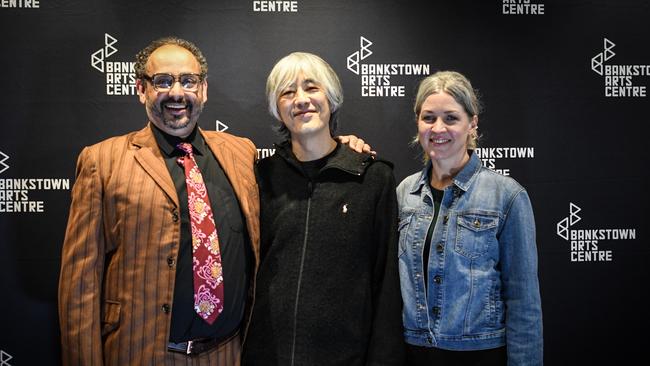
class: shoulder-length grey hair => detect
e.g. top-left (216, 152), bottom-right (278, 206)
top-left (414, 71), bottom-right (482, 150)
top-left (266, 52), bottom-right (343, 140)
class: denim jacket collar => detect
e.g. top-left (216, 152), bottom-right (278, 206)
top-left (409, 151), bottom-right (481, 195)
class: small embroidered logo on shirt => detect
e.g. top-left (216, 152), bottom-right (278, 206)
top-left (342, 204), bottom-right (349, 213)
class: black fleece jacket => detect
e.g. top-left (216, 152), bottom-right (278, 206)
top-left (243, 141), bottom-right (405, 366)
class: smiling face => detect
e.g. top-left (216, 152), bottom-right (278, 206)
top-left (277, 73), bottom-right (332, 139)
top-left (136, 44), bottom-right (207, 138)
top-left (266, 52), bottom-right (343, 141)
top-left (417, 92), bottom-right (477, 169)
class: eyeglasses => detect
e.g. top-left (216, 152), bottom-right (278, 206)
top-left (142, 73), bottom-right (203, 92)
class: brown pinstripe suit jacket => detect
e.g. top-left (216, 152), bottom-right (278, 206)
top-left (58, 125), bottom-right (260, 365)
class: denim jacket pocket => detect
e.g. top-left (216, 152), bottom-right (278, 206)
top-left (454, 212), bottom-right (499, 259)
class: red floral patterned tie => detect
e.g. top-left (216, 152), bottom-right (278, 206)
top-left (176, 142), bottom-right (224, 325)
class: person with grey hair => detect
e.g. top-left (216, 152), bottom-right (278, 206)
top-left (59, 38), bottom-right (369, 366)
top-left (396, 71), bottom-right (543, 365)
top-left (243, 52), bottom-right (405, 365)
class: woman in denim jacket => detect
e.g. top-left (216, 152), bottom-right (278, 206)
top-left (397, 71), bottom-right (542, 365)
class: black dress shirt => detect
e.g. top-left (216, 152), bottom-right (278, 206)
top-left (151, 124), bottom-right (251, 342)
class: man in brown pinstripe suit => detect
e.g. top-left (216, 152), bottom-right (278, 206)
top-left (58, 37), bottom-right (260, 365)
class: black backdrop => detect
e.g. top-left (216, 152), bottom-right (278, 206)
top-left (1, 0), bottom-right (649, 364)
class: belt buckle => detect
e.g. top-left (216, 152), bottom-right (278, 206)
top-left (186, 340), bottom-right (194, 355)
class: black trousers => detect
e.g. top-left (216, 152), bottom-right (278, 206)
top-left (405, 343), bottom-right (507, 366)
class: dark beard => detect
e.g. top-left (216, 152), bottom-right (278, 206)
top-left (157, 100), bottom-right (196, 130)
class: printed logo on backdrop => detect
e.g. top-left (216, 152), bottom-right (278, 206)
top-left (502, 0), bottom-right (544, 15)
top-left (0, 350), bottom-right (12, 366)
top-left (592, 38), bottom-right (650, 97)
top-left (0, 151), bottom-right (8, 175)
top-left (347, 37), bottom-right (430, 97)
top-left (91, 33), bottom-right (137, 96)
top-left (252, 0), bottom-right (297, 12)
top-left (556, 202), bottom-right (636, 262)
top-left (216, 120), bottom-right (229, 132)
top-left (474, 146), bottom-right (534, 177)
top-left (214, 120), bottom-right (274, 158)
top-left (257, 147), bottom-right (276, 159)
top-left (0, 0), bottom-right (39, 8)
top-left (0, 150), bottom-right (70, 214)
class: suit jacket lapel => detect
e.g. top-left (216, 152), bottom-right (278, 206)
top-left (131, 125), bottom-right (179, 208)
top-left (202, 129), bottom-right (250, 215)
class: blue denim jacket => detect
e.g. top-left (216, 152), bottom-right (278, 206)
top-left (396, 153), bottom-right (542, 365)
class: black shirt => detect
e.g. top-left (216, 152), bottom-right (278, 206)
top-left (298, 144), bottom-right (338, 181)
top-left (151, 124), bottom-right (250, 342)
top-left (423, 185), bottom-right (443, 292)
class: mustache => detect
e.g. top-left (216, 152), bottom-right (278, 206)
top-left (159, 97), bottom-right (192, 109)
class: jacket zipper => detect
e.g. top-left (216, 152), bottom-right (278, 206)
top-left (290, 180), bottom-right (313, 366)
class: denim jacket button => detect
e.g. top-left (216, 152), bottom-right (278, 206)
top-left (433, 275), bottom-right (442, 284)
top-left (443, 215), bottom-right (449, 224)
top-left (436, 243), bottom-right (444, 253)
top-left (431, 306), bottom-right (440, 316)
